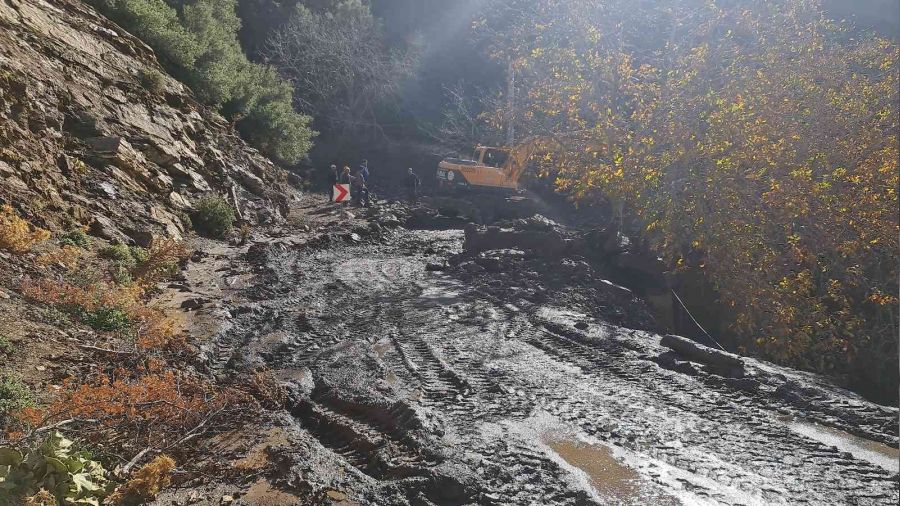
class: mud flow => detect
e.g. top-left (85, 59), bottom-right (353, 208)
top-left (205, 211), bottom-right (899, 505)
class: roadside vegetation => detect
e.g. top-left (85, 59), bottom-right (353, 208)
top-left (474, 0), bottom-right (899, 401)
top-left (191, 195), bottom-right (235, 239)
top-left (0, 211), bottom-right (258, 502)
top-left (87, 0), bottom-right (315, 164)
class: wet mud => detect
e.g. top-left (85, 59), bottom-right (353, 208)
top-left (198, 202), bottom-right (899, 505)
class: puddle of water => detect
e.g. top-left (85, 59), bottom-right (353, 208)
top-left (543, 435), bottom-right (680, 505)
top-left (373, 340), bottom-right (391, 359)
top-left (783, 420), bottom-right (899, 473)
top-left (244, 478), bottom-right (301, 505)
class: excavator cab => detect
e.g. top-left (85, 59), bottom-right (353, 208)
top-left (436, 145), bottom-right (521, 193)
top-left (476, 146), bottom-right (509, 168)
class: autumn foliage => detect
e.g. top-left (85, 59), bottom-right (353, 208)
top-left (0, 204), bottom-right (49, 253)
top-left (33, 371), bottom-right (254, 451)
top-left (478, 0), bottom-right (898, 399)
top-left (106, 455), bottom-right (176, 505)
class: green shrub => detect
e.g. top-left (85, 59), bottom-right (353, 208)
top-left (100, 244), bottom-right (151, 285)
top-left (129, 245), bottom-right (149, 264)
top-left (77, 306), bottom-right (131, 332)
top-left (58, 229), bottom-right (90, 249)
top-left (0, 375), bottom-right (33, 419)
top-left (192, 195), bottom-right (235, 239)
top-left (0, 431), bottom-right (114, 505)
top-left (0, 335), bottom-right (11, 356)
top-left (139, 68), bottom-right (166, 94)
top-left (88, 0), bottom-right (315, 163)
top-left (99, 243), bottom-right (134, 264)
top-left (109, 263), bottom-right (134, 286)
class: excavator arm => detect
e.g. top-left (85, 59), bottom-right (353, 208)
top-left (502, 136), bottom-right (561, 187)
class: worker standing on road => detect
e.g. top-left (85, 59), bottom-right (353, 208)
top-left (340, 166), bottom-right (351, 184)
top-left (359, 160), bottom-right (370, 185)
top-left (405, 167), bottom-right (420, 203)
top-left (327, 164), bottom-right (339, 202)
top-left (350, 168), bottom-right (370, 207)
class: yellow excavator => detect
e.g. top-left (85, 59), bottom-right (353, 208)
top-left (435, 139), bottom-right (545, 193)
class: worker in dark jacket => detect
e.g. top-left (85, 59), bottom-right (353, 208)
top-left (359, 160), bottom-right (370, 184)
top-left (350, 168), bottom-right (370, 207)
top-left (327, 164), bottom-right (338, 202)
top-left (404, 167), bottom-right (420, 203)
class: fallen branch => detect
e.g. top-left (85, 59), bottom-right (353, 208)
top-left (121, 447), bottom-right (154, 475)
top-left (77, 344), bottom-right (134, 356)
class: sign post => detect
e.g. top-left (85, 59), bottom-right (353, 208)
top-left (333, 183), bottom-right (350, 203)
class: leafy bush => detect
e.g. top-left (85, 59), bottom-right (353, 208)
top-left (128, 245), bottom-right (149, 265)
top-left (192, 195), bottom-right (235, 239)
top-left (98, 243), bottom-right (133, 263)
top-left (0, 431), bottom-right (114, 505)
top-left (58, 229), bottom-right (90, 249)
top-left (21, 279), bottom-right (140, 332)
top-left (0, 375), bottom-right (34, 421)
top-left (89, 0), bottom-right (315, 163)
top-left (77, 305), bottom-right (131, 332)
top-left (100, 243), bottom-right (138, 285)
top-left (0, 205), bottom-right (50, 253)
top-left (108, 264), bottom-right (133, 286)
top-left (139, 68), bottom-right (166, 94)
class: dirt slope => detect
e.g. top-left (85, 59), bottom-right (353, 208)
top-left (0, 0), bottom-right (294, 241)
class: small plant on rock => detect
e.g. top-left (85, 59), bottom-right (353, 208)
top-left (0, 374), bottom-right (34, 423)
top-left (131, 238), bottom-right (188, 286)
top-left (36, 245), bottom-right (83, 270)
top-left (138, 68), bottom-right (166, 95)
top-left (0, 205), bottom-right (50, 253)
top-left (0, 335), bottom-right (12, 357)
top-left (57, 228), bottom-right (90, 249)
top-left (192, 195), bottom-right (235, 239)
top-left (98, 243), bottom-right (133, 264)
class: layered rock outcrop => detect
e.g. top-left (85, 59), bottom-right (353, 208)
top-left (0, 0), bottom-right (295, 243)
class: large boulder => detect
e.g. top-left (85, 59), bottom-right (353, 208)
top-left (463, 216), bottom-right (574, 258)
top-left (659, 334), bottom-right (745, 377)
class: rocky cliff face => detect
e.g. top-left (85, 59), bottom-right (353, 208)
top-left (0, 0), bottom-right (295, 244)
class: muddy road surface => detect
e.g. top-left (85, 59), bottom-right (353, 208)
top-left (199, 201), bottom-right (899, 505)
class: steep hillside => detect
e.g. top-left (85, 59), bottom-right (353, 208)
top-left (0, 0), bottom-right (294, 243)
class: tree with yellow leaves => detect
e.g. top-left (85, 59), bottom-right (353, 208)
top-left (477, 0), bottom-right (898, 401)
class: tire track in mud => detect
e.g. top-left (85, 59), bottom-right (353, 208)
top-left (512, 314), bottom-right (899, 504)
top-left (224, 228), bottom-right (898, 504)
top-left (291, 398), bottom-right (437, 480)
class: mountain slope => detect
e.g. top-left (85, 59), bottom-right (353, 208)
top-left (0, 0), bottom-right (295, 244)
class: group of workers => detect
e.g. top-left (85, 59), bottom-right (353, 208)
top-left (326, 160), bottom-right (421, 206)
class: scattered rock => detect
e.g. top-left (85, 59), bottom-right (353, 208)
top-left (660, 334), bottom-right (745, 377)
top-left (180, 298), bottom-right (207, 310)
